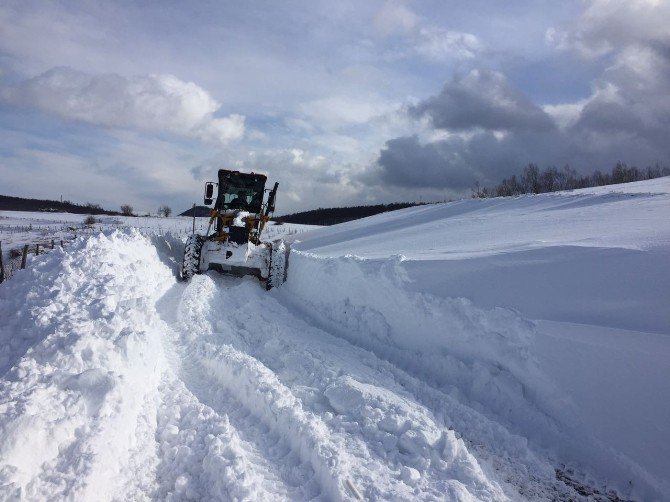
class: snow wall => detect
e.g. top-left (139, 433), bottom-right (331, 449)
top-left (0, 230), bottom-right (177, 499)
top-left (282, 249), bottom-right (666, 498)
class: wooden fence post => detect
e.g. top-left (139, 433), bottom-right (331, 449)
top-left (0, 242), bottom-right (4, 283)
top-left (35, 244), bottom-right (40, 256)
top-left (51, 239), bottom-right (55, 249)
top-left (60, 240), bottom-right (64, 249)
top-left (21, 245), bottom-right (28, 269)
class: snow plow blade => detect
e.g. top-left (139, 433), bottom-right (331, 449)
top-left (181, 237), bottom-right (290, 289)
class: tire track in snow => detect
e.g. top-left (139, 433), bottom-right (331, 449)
top-left (164, 348), bottom-right (322, 500)
top-left (172, 274), bottom-right (509, 501)
top-left (155, 282), bottom-right (323, 501)
top-left (153, 372), bottom-right (296, 501)
top-left (167, 276), bottom-right (388, 501)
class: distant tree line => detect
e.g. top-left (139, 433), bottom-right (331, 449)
top-left (277, 202), bottom-right (423, 226)
top-left (0, 195), bottom-right (121, 215)
top-left (472, 162), bottom-right (669, 198)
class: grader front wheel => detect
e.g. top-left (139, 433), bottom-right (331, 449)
top-left (181, 234), bottom-right (205, 280)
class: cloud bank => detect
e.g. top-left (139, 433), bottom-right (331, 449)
top-left (1, 0), bottom-right (668, 212)
top-left (1, 67), bottom-right (244, 144)
top-left (411, 70), bottom-right (555, 133)
top-left (373, 0), bottom-right (670, 192)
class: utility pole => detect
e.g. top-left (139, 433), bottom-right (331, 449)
top-left (0, 242), bottom-right (5, 283)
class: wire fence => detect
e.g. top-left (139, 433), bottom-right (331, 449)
top-left (0, 238), bottom-right (73, 283)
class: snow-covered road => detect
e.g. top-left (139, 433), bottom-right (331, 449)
top-left (0, 230), bottom-right (652, 501)
top-left (162, 274), bottom-right (517, 500)
top-left (0, 231), bottom-right (578, 500)
top-left (2, 179), bottom-right (669, 500)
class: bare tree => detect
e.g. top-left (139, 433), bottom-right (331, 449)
top-left (521, 164), bottom-right (540, 193)
top-left (120, 205), bottom-right (134, 216)
top-left (158, 205), bottom-right (172, 217)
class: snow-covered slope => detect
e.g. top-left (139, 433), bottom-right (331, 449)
top-left (0, 178), bottom-right (668, 500)
top-left (289, 177), bottom-right (670, 495)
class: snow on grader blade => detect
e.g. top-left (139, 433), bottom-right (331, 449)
top-left (181, 169), bottom-right (289, 289)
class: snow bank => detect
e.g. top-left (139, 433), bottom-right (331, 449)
top-left (281, 250), bottom-right (666, 499)
top-left (292, 178), bottom-right (670, 335)
top-left (285, 177), bottom-right (670, 496)
top-left (283, 252), bottom-right (560, 426)
top-left (0, 229), bottom-right (175, 499)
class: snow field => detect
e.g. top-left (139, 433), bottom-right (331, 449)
top-left (1, 178), bottom-right (668, 500)
top-left (289, 177), bottom-right (670, 498)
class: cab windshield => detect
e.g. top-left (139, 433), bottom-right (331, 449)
top-left (220, 188), bottom-right (262, 211)
top-left (216, 170), bottom-right (267, 213)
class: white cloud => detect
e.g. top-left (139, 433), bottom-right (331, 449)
top-left (1, 67), bottom-right (244, 144)
top-left (298, 95), bottom-right (398, 128)
top-left (200, 115), bottom-right (245, 144)
top-left (289, 148), bottom-right (327, 168)
top-left (372, 1), bottom-right (482, 63)
top-left (547, 0), bottom-right (670, 59)
top-left (542, 101), bottom-right (588, 129)
top-left (373, 1), bottom-right (418, 37)
top-left (416, 27), bottom-right (482, 61)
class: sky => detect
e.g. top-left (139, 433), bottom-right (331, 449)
top-left (1, 0), bottom-right (668, 215)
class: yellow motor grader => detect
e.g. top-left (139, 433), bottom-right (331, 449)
top-left (181, 169), bottom-right (288, 289)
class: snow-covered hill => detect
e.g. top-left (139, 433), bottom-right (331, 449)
top-left (1, 178), bottom-right (668, 500)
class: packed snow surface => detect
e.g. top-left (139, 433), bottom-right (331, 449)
top-left (1, 178), bottom-right (669, 500)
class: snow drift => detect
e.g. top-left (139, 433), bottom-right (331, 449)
top-left (288, 177), bottom-right (670, 498)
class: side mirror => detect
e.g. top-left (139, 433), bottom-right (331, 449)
top-left (204, 182), bottom-right (215, 205)
top-left (266, 182), bottom-right (278, 213)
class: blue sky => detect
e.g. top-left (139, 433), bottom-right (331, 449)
top-left (1, 0), bottom-right (668, 214)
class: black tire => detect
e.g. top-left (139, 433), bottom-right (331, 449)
top-left (267, 240), bottom-right (289, 290)
top-left (181, 234), bottom-right (204, 281)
